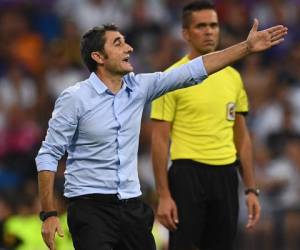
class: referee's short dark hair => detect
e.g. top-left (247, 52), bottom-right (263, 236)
top-left (80, 24), bottom-right (119, 72)
top-left (182, 1), bottom-right (216, 28)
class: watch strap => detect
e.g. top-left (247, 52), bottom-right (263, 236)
top-left (244, 188), bottom-right (260, 196)
top-left (39, 211), bottom-right (58, 221)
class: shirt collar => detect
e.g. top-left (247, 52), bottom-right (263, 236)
top-left (89, 72), bottom-right (108, 95)
top-left (88, 72), bottom-right (132, 95)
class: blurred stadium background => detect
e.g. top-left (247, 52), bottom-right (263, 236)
top-left (0, 0), bottom-right (299, 249)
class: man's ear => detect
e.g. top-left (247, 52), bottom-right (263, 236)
top-left (182, 29), bottom-right (190, 42)
top-left (91, 51), bottom-right (105, 65)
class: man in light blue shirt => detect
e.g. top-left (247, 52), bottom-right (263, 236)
top-left (36, 22), bottom-right (287, 250)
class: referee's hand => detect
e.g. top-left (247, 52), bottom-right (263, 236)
top-left (41, 216), bottom-right (64, 250)
top-left (245, 193), bottom-right (261, 229)
top-left (157, 195), bottom-right (179, 231)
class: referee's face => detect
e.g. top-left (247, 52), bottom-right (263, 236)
top-left (183, 9), bottom-right (220, 56)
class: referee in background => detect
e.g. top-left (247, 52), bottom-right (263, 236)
top-left (151, 1), bottom-right (261, 250)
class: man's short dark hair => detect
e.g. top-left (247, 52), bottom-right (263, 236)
top-left (182, 0), bottom-right (216, 28)
top-left (80, 24), bottom-right (119, 72)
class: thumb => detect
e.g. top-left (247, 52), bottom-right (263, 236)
top-left (57, 225), bottom-right (64, 238)
top-left (248, 201), bottom-right (254, 218)
top-left (246, 202), bottom-right (254, 227)
top-left (172, 205), bottom-right (179, 224)
top-left (251, 18), bottom-right (259, 32)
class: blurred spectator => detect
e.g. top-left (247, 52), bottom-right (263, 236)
top-left (0, 9), bottom-right (45, 76)
top-left (216, 0), bottom-right (249, 39)
top-left (0, 64), bottom-right (38, 127)
top-left (58, 20), bottom-right (83, 68)
top-left (55, 0), bottom-right (131, 32)
top-left (0, 105), bottom-right (41, 190)
top-left (242, 55), bottom-right (286, 144)
top-left (264, 134), bottom-right (300, 250)
top-left (45, 39), bottom-right (83, 100)
top-left (250, 0), bottom-right (298, 27)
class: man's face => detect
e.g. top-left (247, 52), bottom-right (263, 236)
top-left (101, 31), bottom-right (133, 75)
top-left (183, 9), bottom-right (220, 55)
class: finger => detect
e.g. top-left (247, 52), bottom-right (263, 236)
top-left (57, 225), bottom-right (64, 238)
top-left (158, 214), bottom-right (176, 231)
top-left (251, 18), bottom-right (259, 32)
top-left (246, 202), bottom-right (254, 229)
top-left (271, 31), bottom-right (288, 42)
top-left (246, 214), bottom-right (254, 229)
top-left (48, 233), bottom-right (56, 250)
top-left (172, 205), bottom-right (179, 225)
top-left (41, 230), bottom-right (52, 249)
top-left (42, 236), bottom-right (51, 250)
top-left (166, 214), bottom-right (177, 231)
top-left (270, 38), bottom-right (285, 46)
top-left (43, 233), bottom-right (54, 250)
top-left (271, 28), bottom-right (288, 38)
top-left (252, 204), bottom-right (261, 227)
top-left (265, 25), bottom-right (286, 34)
top-left (161, 211), bottom-right (177, 231)
top-left (49, 240), bottom-right (56, 250)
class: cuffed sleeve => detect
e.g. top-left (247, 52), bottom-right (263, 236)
top-left (35, 89), bottom-right (79, 172)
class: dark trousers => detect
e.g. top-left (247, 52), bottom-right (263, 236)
top-left (66, 194), bottom-right (156, 250)
top-left (168, 160), bottom-right (239, 250)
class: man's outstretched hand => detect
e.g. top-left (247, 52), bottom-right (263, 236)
top-left (246, 18), bottom-right (288, 53)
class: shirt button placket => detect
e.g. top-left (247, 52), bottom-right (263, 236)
top-left (113, 95), bottom-right (122, 194)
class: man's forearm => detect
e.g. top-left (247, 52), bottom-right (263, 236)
top-left (38, 170), bottom-right (56, 211)
top-left (234, 116), bottom-right (256, 188)
top-left (239, 137), bottom-right (256, 188)
top-left (203, 41), bottom-right (249, 75)
top-left (203, 20), bottom-right (287, 75)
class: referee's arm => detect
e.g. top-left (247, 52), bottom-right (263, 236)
top-left (234, 114), bottom-right (261, 229)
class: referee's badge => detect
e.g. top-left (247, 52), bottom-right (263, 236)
top-left (226, 102), bottom-right (236, 121)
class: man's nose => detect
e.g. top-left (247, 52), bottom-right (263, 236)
top-left (205, 26), bottom-right (214, 34)
top-left (126, 43), bottom-right (133, 53)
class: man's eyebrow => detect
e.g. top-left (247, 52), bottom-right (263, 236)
top-left (113, 36), bottom-right (125, 44)
top-left (196, 21), bottom-right (219, 26)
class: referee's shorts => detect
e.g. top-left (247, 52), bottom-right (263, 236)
top-left (168, 159), bottom-right (239, 250)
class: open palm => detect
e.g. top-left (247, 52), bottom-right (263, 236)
top-left (247, 19), bottom-right (288, 53)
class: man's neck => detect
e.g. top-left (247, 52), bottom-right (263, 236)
top-left (188, 49), bottom-right (203, 60)
top-left (188, 48), bottom-right (215, 60)
top-left (96, 70), bottom-right (123, 94)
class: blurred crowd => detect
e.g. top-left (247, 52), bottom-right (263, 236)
top-left (0, 0), bottom-right (300, 249)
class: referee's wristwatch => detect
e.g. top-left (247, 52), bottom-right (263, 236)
top-left (39, 211), bottom-right (58, 221)
top-left (244, 188), bottom-right (260, 196)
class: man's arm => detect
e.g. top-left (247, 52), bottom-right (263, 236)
top-left (203, 19), bottom-right (287, 75)
top-left (38, 171), bottom-right (64, 250)
top-left (140, 19), bottom-right (287, 102)
top-left (151, 120), bottom-right (178, 231)
top-left (234, 114), bottom-right (261, 229)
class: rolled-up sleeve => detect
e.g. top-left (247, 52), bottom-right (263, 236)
top-left (35, 89), bottom-right (79, 172)
top-left (132, 56), bottom-right (208, 102)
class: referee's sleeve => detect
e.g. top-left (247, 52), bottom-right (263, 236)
top-left (236, 84), bottom-right (249, 113)
top-left (151, 92), bottom-right (176, 122)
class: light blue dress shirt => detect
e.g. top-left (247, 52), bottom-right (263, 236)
top-left (36, 57), bottom-right (207, 199)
